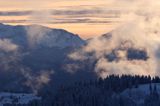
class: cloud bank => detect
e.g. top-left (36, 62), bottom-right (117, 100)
top-left (69, 0), bottom-right (160, 78)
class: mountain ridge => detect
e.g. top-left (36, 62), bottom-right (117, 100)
top-left (0, 23), bottom-right (85, 49)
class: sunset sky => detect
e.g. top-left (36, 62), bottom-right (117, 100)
top-left (0, 0), bottom-right (154, 39)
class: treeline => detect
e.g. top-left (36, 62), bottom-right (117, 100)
top-left (4, 75), bottom-right (160, 106)
top-left (52, 75), bottom-right (160, 106)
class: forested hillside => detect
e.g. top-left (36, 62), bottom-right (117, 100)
top-left (35, 75), bottom-right (160, 106)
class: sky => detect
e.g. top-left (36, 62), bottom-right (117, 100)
top-left (0, 0), bottom-right (149, 39)
top-left (1, 0), bottom-right (160, 77)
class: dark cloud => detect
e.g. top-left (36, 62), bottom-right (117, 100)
top-left (0, 9), bottom-right (120, 24)
top-left (0, 11), bottom-right (32, 16)
top-left (52, 9), bottom-right (120, 16)
top-left (0, 9), bottom-right (120, 17)
top-left (0, 18), bottom-right (118, 24)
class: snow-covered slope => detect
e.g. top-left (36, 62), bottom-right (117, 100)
top-left (0, 23), bottom-right (85, 49)
top-left (0, 23), bottom-right (92, 96)
top-left (121, 83), bottom-right (160, 105)
top-left (0, 92), bottom-right (41, 106)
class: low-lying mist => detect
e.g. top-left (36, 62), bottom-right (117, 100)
top-left (69, 0), bottom-right (160, 78)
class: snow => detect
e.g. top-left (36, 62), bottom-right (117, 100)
top-left (0, 92), bottom-right (41, 105)
top-left (0, 23), bottom-right (86, 49)
top-left (121, 83), bottom-right (160, 104)
top-left (39, 29), bottom-right (85, 48)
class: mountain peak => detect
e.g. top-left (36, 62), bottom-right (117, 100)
top-left (0, 23), bottom-right (85, 48)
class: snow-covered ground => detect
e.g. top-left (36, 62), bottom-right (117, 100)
top-left (121, 83), bottom-right (160, 104)
top-left (0, 92), bottom-right (41, 106)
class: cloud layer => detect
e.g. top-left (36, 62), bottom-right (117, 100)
top-left (69, 0), bottom-right (160, 78)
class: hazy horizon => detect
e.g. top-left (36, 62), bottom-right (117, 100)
top-left (0, 0), bottom-right (125, 39)
top-left (0, 0), bottom-right (159, 39)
